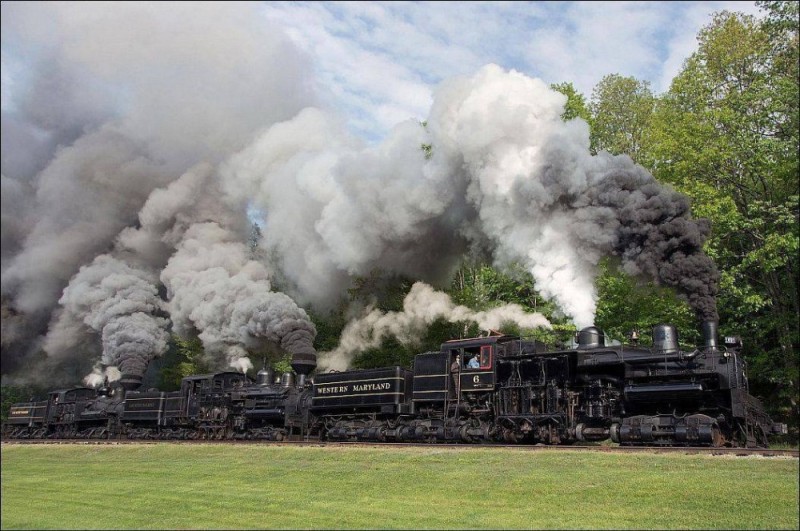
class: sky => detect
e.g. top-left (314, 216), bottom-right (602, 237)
top-left (0, 1), bottom-right (765, 144)
top-left (256, 1), bottom-right (764, 141)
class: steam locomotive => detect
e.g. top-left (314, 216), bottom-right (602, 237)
top-left (3, 320), bottom-right (787, 447)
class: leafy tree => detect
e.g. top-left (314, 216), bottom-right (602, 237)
top-left (308, 306), bottom-right (348, 353)
top-left (449, 261), bottom-right (575, 346)
top-left (347, 269), bottom-right (414, 312)
top-left (644, 8), bottom-right (799, 427)
top-left (550, 82), bottom-right (593, 124)
top-left (158, 335), bottom-right (209, 390)
top-left (248, 221), bottom-right (262, 257)
top-left (594, 258), bottom-right (698, 348)
top-left (590, 74), bottom-right (656, 160)
top-left (420, 120), bottom-right (432, 159)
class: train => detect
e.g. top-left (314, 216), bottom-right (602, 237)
top-left (3, 320), bottom-right (787, 447)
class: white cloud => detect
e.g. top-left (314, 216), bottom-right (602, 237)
top-left (260, 1), bottom-right (763, 141)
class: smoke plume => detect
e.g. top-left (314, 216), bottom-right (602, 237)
top-left (320, 282), bottom-right (551, 371)
top-left (46, 254), bottom-right (169, 387)
top-left (1, 2), bottom-right (317, 385)
top-left (160, 221), bottom-right (317, 373)
top-left (2, 3), bottom-right (718, 384)
top-left (227, 65), bottom-right (718, 331)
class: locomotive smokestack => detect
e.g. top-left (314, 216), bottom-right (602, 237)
top-left (118, 373), bottom-right (143, 392)
top-left (290, 351), bottom-right (317, 377)
top-left (701, 321), bottom-right (718, 351)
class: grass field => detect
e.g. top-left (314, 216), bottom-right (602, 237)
top-left (1, 443), bottom-right (798, 530)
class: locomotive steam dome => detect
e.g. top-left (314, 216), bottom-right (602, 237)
top-left (577, 326), bottom-right (604, 349)
top-left (652, 324), bottom-right (679, 353)
top-left (256, 367), bottom-right (274, 385)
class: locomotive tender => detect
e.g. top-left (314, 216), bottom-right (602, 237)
top-left (4, 320), bottom-right (787, 447)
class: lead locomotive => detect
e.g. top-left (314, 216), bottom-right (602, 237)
top-left (4, 320), bottom-right (787, 447)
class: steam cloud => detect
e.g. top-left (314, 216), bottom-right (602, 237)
top-left (227, 65), bottom-right (719, 332)
top-left (2, 4), bottom-right (718, 386)
top-left (161, 220), bottom-right (317, 373)
top-left (319, 282), bottom-right (551, 371)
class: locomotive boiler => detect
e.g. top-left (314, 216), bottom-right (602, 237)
top-left (3, 320), bottom-right (787, 448)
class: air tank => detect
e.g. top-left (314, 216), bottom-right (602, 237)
top-left (577, 326), bottom-right (605, 349)
top-left (652, 324), bottom-right (678, 353)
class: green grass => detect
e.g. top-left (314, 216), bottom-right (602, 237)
top-left (1, 444), bottom-right (798, 530)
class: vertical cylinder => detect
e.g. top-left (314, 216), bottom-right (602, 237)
top-left (577, 326), bottom-right (604, 349)
top-left (652, 324), bottom-right (679, 353)
top-left (702, 321), bottom-right (718, 350)
top-left (257, 368), bottom-right (274, 385)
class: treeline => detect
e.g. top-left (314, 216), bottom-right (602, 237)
top-left (1, 3), bottom-right (797, 434)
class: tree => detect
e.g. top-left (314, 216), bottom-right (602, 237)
top-left (590, 74), bottom-right (656, 161)
top-left (158, 335), bottom-right (209, 390)
top-left (550, 82), bottom-right (593, 124)
top-left (248, 220), bottom-right (265, 261)
top-left (594, 258), bottom-right (697, 348)
top-left (644, 8), bottom-right (799, 427)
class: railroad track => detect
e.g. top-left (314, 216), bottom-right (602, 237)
top-left (3, 438), bottom-right (797, 458)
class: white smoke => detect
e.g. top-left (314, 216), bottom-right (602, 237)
top-left (227, 63), bottom-right (715, 336)
top-left (225, 65), bottom-right (614, 327)
top-left (84, 366), bottom-right (122, 389)
top-left (319, 281), bottom-right (551, 371)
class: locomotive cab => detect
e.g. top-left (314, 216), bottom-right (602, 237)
top-left (446, 341), bottom-right (496, 392)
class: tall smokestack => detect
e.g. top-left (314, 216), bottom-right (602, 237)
top-left (290, 352), bottom-right (317, 377)
top-left (701, 321), bottom-right (718, 351)
top-left (118, 373), bottom-right (143, 391)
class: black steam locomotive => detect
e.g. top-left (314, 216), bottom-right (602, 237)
top-left (3, 321), bottom-right (787, 447)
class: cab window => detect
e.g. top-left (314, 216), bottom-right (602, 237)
top-left (462, 345), bottom-right (493, 369)
top-left (479, 345), bottom-right (492, 368)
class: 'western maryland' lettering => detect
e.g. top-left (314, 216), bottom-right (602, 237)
top-left (315, 380), bottom-right (394, 396)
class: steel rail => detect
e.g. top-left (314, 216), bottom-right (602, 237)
top-left (2, 438), bottom-right (797, 458)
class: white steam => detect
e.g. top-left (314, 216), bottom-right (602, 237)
top-left (225, 65), bottom-right (615, 327)
top-left (319, 282), bottom-right (551, 371)
top-left (161, 221), bottom-right (316, 373)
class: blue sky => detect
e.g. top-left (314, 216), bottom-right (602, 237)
top-left (1, 1), bottom-right (764, 143)
top-left (258, 1), bottom-right (763, 141)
